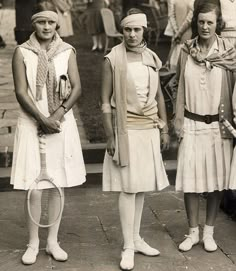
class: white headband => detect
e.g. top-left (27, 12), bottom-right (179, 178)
top-left (31, 11), bottom-right (59, 24)
top-left (120, 13), bottom-right (147, 28)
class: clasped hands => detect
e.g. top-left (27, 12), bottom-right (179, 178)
top-left (38, 111), bottom-right (63, 136)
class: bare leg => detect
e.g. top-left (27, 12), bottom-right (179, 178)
top-left (203, 191), bottom-right (223, 252)
top-left (46, 188), bottom-right (68, 261)
top-left (206, 191), bottom-right (223, 226)
top-left (184, 193), bottom-right (199, 227)
top-left (92, 35), bottom-right (98, 51)
top-left (97, 34), bottom-right (103, 50)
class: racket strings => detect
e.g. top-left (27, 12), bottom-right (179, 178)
top-left (28, 186), bottom-right (63, 227)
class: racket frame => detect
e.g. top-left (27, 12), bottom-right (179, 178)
top-left (26, 135), bottom-right (64, 228)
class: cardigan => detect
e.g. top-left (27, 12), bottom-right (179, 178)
top-left (105, 42), bottom-right (163, 166)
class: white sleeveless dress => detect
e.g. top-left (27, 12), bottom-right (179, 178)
top-left (102, 62), bottom-right (169, 193)
top-left (10, 48), bottom-right (86, 190)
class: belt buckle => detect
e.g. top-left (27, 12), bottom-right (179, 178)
top-left (204, 115), bottom-right (212, 124)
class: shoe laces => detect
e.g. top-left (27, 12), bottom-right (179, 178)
top-left (203, 233), bottom-right (214, 241)
top-left (183, 234), bottom-right (197, 243)
top-left (26, 244), bottom-right (38, 251)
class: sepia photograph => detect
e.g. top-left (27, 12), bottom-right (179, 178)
top-left (0, 0), bottom-right (236, 270)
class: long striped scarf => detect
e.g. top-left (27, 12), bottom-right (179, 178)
top-left (20, 32), bottom-right (73, 114)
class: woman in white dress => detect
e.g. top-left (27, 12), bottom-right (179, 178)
top-left (219, 0), bottom-right (236, 47)
top-left (51, 0), bottom-right (74, 38)
top-left (175, 2), bottom-right (236, 253)
top-left (101, 8), bottom-right (169, 271)
top-left (11, 1), bottom-right (86, 265)
top-left (164, 0), bottom-right (194, 70)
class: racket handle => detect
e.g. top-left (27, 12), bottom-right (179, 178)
top-left (39, 135), bottom-right (46, 154)
top-left (221, 118), bottom-right (236, 138)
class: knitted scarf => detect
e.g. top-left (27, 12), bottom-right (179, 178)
top-left (184, 35), bottom-right (236, 71)
top-left (20, 32), bottom-right (74, 114)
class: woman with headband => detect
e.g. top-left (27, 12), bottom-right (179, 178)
top-left (101, 8), bottom-right (169, 271)
top-left (11, 1), bottom-right (86, 265)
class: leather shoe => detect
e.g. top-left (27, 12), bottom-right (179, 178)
top-left (120, 248), bottom-right (134, 271)
top-left (22, 244), bottom-right (39, 265)
top-left (46, 243), bottom-right (68, 261)
top-left (203, 234), bottom-right (217, 252)
top-left (134, 238), bottom-right (160, 256)
top-left (179, 233), bottom-right (199, 252)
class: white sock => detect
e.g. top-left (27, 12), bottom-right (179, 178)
top-left (203, 225), bottom-right (214, 236)
top-left (189, 226), bottom-right (199, 235)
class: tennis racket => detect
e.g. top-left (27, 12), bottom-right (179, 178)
top-left (221, 118), bottom-right (236, 138)
top-left (26, 135), bottom-right (63, 228)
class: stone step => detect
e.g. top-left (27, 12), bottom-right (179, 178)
top-left (0, 160), bottom-right (177, 190)
top-left (0, 119), bottom-right (17, 128)
top-left (0, 142), bottom-right (178, 167)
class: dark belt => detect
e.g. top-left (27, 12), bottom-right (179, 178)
top-left (184, 109), bottom-right (219, 124)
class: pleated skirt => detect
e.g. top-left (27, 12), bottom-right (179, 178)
top-left (10, 110), bottom-right (86, 190)
top-left (102, 129), bottom-right (169, 193)
top-left (175, 128), bottom-right (233, 193)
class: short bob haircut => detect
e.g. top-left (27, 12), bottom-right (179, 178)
top-left (191, 2), bottom-right (225, 38)
top-left (32, 1), bottom-right (59, 30)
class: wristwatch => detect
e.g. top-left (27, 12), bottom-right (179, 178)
top-left (60, 104), bottom-right (68, 113)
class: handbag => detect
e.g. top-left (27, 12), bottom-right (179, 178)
top-left (58, 74), bottom-right (71, 100)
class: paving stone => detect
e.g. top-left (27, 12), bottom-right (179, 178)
top-left (3, 110), bottom-right (19, 119)
top-left (0, 95), bottom-right (17, 103)
top-left (0, 103), bottom-right (19, 110)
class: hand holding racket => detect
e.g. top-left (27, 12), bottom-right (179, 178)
top-left (27, 135), bottom-right (63, 228)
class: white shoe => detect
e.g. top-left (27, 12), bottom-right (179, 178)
top-left (91, 45), bottom-right (97, 51)
top-left (179, 233), bottom-right (199, 252)
top-left (46, 243), bottom-right (68, 261)
top-left (120, 248), bottom-right (134, 271)
top-left (21, 244), bottom-right (39, 265)
top-left (134, 238), bottom-right (160, 256)
top-left (203, 234), bottom-right (217, 252)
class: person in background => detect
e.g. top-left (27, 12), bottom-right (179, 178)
top-left (220, 0), bottom-right (236, 48)
top-left (0, 1), bottom-right (6, 48)
top-left (51, 0), bottom-right (74, 38)
top-left (218, 0), bottom-right (236, 219)
top-left (84, 0), bottom-right (109, 51)
top-left (174, 2), bottom-right (236, 253)
top-left (11, 1), bottom-right (86, 265)
top-left (101, 8), bottom-right (169, 271)
top-left (164, 0), bottom-right (194, 70)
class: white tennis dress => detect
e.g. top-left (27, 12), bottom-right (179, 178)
top-left (10, 48), bottom-right (86, 190)
top-left (175, 42), bottom-right (233, 193)
top-left (103, 62), bottom-right (169, 193)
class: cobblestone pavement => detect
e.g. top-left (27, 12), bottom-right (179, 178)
top-left (0, 185), bottom-right (236, 271)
